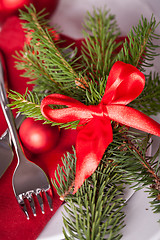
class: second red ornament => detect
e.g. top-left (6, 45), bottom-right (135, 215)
top-left (0, 0), bottom-right (59, 24)
top-left (19, 118), bottom-right (60, 154)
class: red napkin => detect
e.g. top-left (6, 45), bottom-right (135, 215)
top-left (0, 16), bottom-right (79, 240)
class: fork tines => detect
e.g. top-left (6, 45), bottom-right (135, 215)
top-left (17, 188), bottom-right (53, 220)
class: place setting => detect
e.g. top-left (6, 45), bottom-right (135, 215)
top-left (0, 1), bottom-right (160, 240)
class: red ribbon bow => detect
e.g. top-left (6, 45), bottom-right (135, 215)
top-left (41, 61), bottom-right (160, 193)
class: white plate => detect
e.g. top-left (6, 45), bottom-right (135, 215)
top-left (38, 187), bottom-right (135, 240)
top-left (38, 188), bottom-right (160, 240)
top-left (38, 1), bottom-right (160, 239)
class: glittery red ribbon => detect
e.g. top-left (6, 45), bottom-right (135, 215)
top-left (41, 61), bottom-right (160, 193)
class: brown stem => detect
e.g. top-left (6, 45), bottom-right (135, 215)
top-left (124, 135), bottom-right (160, 189)
top-left (60, 181), bottom-right (75, 201)
top-left (135, 28), bottom-right (151, 68)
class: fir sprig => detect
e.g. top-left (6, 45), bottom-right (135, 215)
top-left (8, 89), bottom-right (44, 120)
top-left (106, 126), bottom-right (160, 215)
top-left (53, 149), bottom-right (126, 240)
top-left (8, 90), bottom-right (79, 128)
top-left (116, 15), bottom-right (160, 72)
top-left (15, 5), bottom-right (88, 101)
top-left (53, 148), bottom-right (76, 199)
top-left (81, 8), bottom-right (122, 104)
top-left (82, 8), bottom-right (121, 78)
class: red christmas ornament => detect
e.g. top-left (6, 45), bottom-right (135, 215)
top-left (0, 0), bottom-right (59, 24)
top-left (19, 117), bottom-right (60, 154)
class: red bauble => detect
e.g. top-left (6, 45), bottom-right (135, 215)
top-left (19, 117), bottom-right (60, 154)
top-left (0, 0), bottom-right (59, 24)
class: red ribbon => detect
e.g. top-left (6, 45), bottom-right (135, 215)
top-left (41, 61), bottom-right (160, 193)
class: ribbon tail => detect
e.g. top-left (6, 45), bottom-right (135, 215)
top-left (107, 105), bottom-right (160, 137)
top-left (73, 117), bottom-right (113, 194)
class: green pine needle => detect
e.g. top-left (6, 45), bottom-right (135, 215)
top-left (8, 89), bottom-right (44, 120)
top-left (81, 8), bottom-right (122, 104)
top-left (116, 15), bottom-right (160, 72)
top-left (8, 89), bottom-right (79, 128)
top-left (107, 127), bottom-right (160, 216)
top-left (53, 149), bottom-right (126, 240)
top-left (14, 4), bottom-right (88, 102)
top-left (82, 8), bottom-right (121, 78)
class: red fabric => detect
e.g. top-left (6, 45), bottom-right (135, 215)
top-left (0, 16), bottom-right (78, 240)
top-left (41, 61), bottom-right (160, 193)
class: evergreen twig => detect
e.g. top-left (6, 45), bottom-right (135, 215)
top-left (53, 149), bottom-right (126, 240)
top-left (81, 8), bottom-right (122, 104)
top-left (106, 126), bottom-right (160, 215)
top-left (8, 89), bottom-right (44, 120)
top-left (116, 15), bottom-right (160, 72)
top-left (15, 4), bottom-right (88, 101)
top-left (8, 90), bottom-right (79, 128)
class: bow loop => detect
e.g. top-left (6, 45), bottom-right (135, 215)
top-left (41, 94), bottom-right (93, 123)
top-left (102, 61), bottom-right (145, 105)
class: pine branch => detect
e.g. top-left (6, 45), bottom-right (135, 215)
top-left (82, 8), bottom-right (121, 77)
top-left (53, 149), bottom-right (126, 240)
top-left (107, 125), bottom-right (160, 216)
top-left (53, 148), bottom-right (76, 199)
top-left (14, 5), bottom-right (88, 101)
top-left (8, 90), bottom-right (79, 128)
top-left (81, 8), bottom-right (122, 104)
top-left (116, 15), bottom-right (160, 72)
top-left (8, 89), bottom-right (44, 120)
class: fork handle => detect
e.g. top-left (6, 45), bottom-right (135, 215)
top-left (1, 112), bottom-right (25, 144)
top-left (0, 77), bottom-right (24, 163)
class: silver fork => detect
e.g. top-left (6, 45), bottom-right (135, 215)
top-left (0, 61), bottom-right (53, 219)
